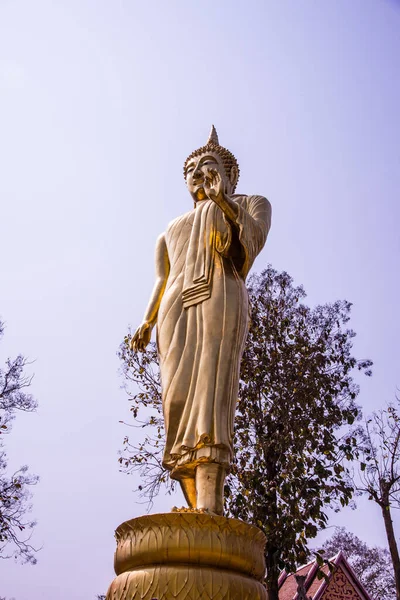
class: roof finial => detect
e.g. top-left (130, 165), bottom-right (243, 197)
top-left (207, 124), bottom-right (219, 145)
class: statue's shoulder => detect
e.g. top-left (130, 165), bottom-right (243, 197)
top-left (166, 208), bottom-right (195, 235)
top-left (232, 194), bottom-right (271, 210)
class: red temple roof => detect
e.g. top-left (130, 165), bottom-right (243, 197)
top-left (278, 551), bottom-right (374, 600)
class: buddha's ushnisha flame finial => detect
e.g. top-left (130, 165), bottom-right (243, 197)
top-left (183, 126), bottom-right (240, 192)
top-left (207, 124), bottom-right (219, 145)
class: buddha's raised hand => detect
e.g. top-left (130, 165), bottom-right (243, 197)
top-left (204, 168), bottom-right (225, 202)
top-left (130, 321), bottom-right (153, 352)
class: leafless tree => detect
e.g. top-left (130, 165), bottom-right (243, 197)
top-left (357, 396), bottom-right (400, 600)
top-left (0, 319), bottom-right (38, 564)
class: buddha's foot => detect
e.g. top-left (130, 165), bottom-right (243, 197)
top-left (171, 505), bottom-right (216, 515)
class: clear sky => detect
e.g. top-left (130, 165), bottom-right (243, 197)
top-left (0, 1), bottom-right (399, 598)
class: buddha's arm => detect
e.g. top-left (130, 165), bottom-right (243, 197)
top-left (131, 233), bottom-right (170, 352)
top-left (211, 192), bottom-right (239, 226)
top-left (143, 233), bottom-right (170, 325)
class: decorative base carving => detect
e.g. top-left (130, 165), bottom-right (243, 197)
top-left (106, 512), bottom-right (267, 600)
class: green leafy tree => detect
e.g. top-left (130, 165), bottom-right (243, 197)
top-left (118, 266), bottom-right (372, 600)
top-left (356, 399), bottom-right (400, 600)
top-left (0, 319), bottom-right (38, 564)
top-left (320, 527), bottom-right (395, 600)
top-left (223, 268), bottom-right (372, 599)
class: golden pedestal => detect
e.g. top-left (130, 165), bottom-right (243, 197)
top-left (106, 512), bottom-right (267, 600)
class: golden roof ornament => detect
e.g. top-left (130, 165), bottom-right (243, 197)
top-left (183, 125), bottom-right (240, 192)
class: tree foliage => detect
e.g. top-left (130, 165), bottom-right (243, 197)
top-left (0, 320), bottom-right (38, 564)
top-left (320, 527), bottom-right (395, 600)
top-left (118, 341), bottom-right (167, 500)
top-left (224, 268), bottom-right (371, 599)
top-left (356, 399), bottom-right (400, 599)
top-left (118, 266), bottom-right (372, 600)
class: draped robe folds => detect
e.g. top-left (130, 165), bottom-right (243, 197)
top-left (156, 195), bottom-right (271, 479)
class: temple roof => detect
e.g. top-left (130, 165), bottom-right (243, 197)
top-left (278, 551), bottom-right (374, 600)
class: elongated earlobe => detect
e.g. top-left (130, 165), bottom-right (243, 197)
top-left (230, 166), bottom-right (239, 191)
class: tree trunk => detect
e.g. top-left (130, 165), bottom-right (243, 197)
top-left (264, 475), bottom-right (279, 600)
top-left (265, 546), bottom-right (279, 600)
top-left (381, 496), bottom-right (400, 600)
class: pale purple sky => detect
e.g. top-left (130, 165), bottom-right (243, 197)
top-left (0, 1), bottom-right (399, 598)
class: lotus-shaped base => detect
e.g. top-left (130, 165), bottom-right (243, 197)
top-left (106, 511), bottom-right (267, 600)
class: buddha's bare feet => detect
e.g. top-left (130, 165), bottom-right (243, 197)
top-left (171, 506), bottom-right (213, 514)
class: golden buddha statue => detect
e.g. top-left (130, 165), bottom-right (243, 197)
top-left (131, 126), bottom-right (271, 516)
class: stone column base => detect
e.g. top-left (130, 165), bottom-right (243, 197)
top-left (106, 512), bottom-right (267, 600)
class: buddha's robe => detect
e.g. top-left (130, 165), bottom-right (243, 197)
top-left (156, 195), bottom-right (271, 478)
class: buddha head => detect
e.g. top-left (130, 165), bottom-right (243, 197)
top-left (183, 126), bottom-right (240, 202)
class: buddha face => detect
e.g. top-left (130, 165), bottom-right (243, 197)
top-left (185, 152), bottom-right (234, 202)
